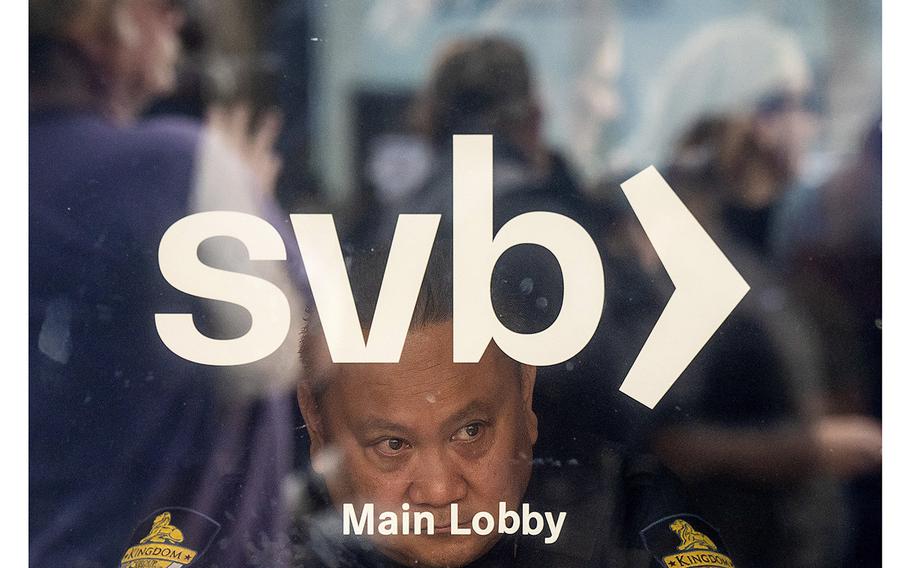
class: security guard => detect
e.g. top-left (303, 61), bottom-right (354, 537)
top-left (290, 448), bottom-right (736, 568)
top-left (284, 247), bottom-right (737, 568)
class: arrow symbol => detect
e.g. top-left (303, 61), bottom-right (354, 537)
top-left (618, 166), bottom-right (750, 408)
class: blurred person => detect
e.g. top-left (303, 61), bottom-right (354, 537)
top-left (266, 0), bottom-right (325, 214)
top-left (571, 23), bottom-right (626, 181)
top-left (611, 15), bottom-right (814, 174)
top-left (370, 35), bottom-right (589, 243)
top-left (641, 114), bottom-right (882, 568)
top-left (774, 118), bottom-right (882, 416)
top-left (30, 0), bottom-right (185, 122)
top-left (583, 17), bottom-right (882, 568)
top-left (773, 117), bottom-right (882, 566)
top-left (30, 1), bottom-right (301, 566)
top-left (287, 247), bottom-right (739, 568)
top-left (360, 37), bottom-right (640, 462)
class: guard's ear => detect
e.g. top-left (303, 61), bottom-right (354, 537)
top-left (297, 382), bottom-right (326, 466)
top-left (520, 364), bottom-right (538, 446)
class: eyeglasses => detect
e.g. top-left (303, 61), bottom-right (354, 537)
top-left (757, 91), bottom-right (821, 115)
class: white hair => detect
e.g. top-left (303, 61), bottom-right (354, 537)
top-left (613, 15), bottom-right (810, 172)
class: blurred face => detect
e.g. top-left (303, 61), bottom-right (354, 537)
top-left (303, 323), bottom-right (538, 567)
top-left (113, 0), bottom-right (184, 102)
top-left (754, 90), bottom-right (818, 187)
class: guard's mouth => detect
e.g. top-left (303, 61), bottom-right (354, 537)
top-left (432, 522), bottom-right (469, 535)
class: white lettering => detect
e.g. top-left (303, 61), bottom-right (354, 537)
top-left (291, 213), bottom-right (439, 363)
top-left (378, 511), bottom-right (398, 535)
top-left (472, 511), bottom-right (495, 535)
top-left (543, 511), bottom-right (566, 544)
top-left (343, 503), bottom-right (373, 535)
top-left (155, 211), bottom-right (290, 366)
top-left (499, 501), bottom-right (520, 534)
top-left (414, 511), bottom-right (433, 535)
top-left (450, 503), bottom-right (470, 535)
top-left (452, 135), bottom-right (605, 366)
top-left (522, 503), bottom-right (544, 536)
top-left (339, 503), bottom-right (564, 543)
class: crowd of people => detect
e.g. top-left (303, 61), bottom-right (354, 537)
top-left (30, 1), bottom-right (881, 567)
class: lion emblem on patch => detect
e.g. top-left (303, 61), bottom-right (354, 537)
top-left (669, 518), bottom-right (718, 551)
top-left (139, 511), bottom-right (185, 544)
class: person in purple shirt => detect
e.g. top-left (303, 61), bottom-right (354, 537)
top-left (30, 2), bottom-right (297, 566)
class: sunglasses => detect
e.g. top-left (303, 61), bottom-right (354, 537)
top-left (757, 91), bottom-right (822, 115)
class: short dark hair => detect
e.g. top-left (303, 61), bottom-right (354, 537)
top-left (298, 240), bottom-right (558, 394)
top-left (411, 36), bottom-right (536, 148)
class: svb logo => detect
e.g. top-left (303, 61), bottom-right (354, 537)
top-left (154, 135), bottom-right (749, 408)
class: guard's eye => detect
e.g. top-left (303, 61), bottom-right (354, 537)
top-left (374, 438), bottom-right (411, 457)
top-left (451, 422), bottom-right (485, 442)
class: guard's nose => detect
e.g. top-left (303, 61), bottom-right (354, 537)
top-left (405, 448), bottom-right (468, 510)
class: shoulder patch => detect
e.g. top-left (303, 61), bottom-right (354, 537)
top-left (640, 514), bottom-right (735, 568)
top-left (120, 507), bottom-right (220, 568)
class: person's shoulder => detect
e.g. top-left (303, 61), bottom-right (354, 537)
top-left (129, 114), bottom-right (202, 157)
top-left (29, 110), bottom-right (201, 155)
top-left (526, 446), bottom-right (688, 528)
top-left (110, 115), bottom-right (202, 198)
top-left (515, 447), bottom-right (650, 566)
top-left (519, 446), bottom-right (736, 568)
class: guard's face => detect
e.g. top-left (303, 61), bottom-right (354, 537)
top-left (305, 322), bottom-right (538, 567)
